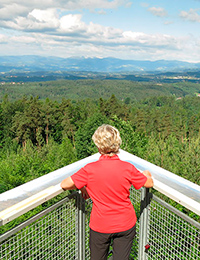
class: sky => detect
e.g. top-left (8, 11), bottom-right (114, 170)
top-left (0, 0), bottom-right (200, 62)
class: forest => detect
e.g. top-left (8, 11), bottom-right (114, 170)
top-left (0, 89), bottom-right (200, 231)
top-left (1, 79), bottom-right (200, 102)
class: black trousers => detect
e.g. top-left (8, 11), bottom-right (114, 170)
top-left (89, 225), bottom-right (136, 260)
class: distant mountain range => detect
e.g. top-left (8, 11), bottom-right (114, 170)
top-left (0, 55), bottom-right (200, 73)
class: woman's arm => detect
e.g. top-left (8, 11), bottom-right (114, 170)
top-left (142, 170), bottom-right (154, 188)
top-left (60, 177), bottom-right (90, 199)
top-left (60, 176), bottom-right (76, 190)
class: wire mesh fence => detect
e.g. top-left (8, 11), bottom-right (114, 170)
top-left (0, 197), bottom-right (78, 260)
top-left (84, 199), bottom-right (92, 260)
top-left (0, 188), bottom-right (200, 260)
top-left (129, 187), bottom-right (141, 259)
top-left (147, 195), bottom-right (200, 260)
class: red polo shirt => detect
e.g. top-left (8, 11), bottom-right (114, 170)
top-left (71, 154), bottom-right (147, 233)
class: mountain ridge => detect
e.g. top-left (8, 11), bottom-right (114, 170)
top-left (0, 55), bottom-right (200, 73)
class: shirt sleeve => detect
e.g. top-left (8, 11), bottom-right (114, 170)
top-left (130, 165), bottom-right (147, 190)
top-left (71, 167), bottom-right (88, 190)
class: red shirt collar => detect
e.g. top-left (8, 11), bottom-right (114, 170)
top-left (99, 154), bottom-right (119, 160)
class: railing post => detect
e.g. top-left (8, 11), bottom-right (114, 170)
top-left (76, 191), bottom-right (86, 260)
top-left (138, 187), bottom-right (152, 260)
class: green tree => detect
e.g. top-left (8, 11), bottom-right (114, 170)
top-left (42, 98), bottom-right (61, 145)
top-left (110, 115), bottom-right (149, 158)
top-left (75, 113), bottom-right (110, 159)
top-left (101, 94), bottom-right (128, 120)
top-left (41, 137), bottom-right (77, 173)
top-left (133, 109), bottom-right (147, 134)
top-left (72, 99), bottom-right (98, 128)
top-left (60, 98), bottom-right (76, 146)
top-left (12, 111), bottom-right (32, 149)
top-left (12, 97), bottom-right (44, 148)
top-left (1, 95), bottom-right (20, 143)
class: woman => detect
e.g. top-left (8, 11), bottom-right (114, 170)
top-left (61, 124), bottom-right (153, 260)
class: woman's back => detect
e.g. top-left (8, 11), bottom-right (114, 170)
top-left (71, 153), bottom-right (147, 233)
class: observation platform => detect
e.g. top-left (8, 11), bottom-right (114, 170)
top-left (0, 149), bottom-right (200, 259)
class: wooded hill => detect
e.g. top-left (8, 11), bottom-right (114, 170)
top-left (1, 80), bottom-right (200, 102)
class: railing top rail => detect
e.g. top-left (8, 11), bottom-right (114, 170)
top-left (0, 149), bottom-right (199, 225)
top-left (0, 153), bottom-right (100, 225)
top-left (118, 150), bottom-right (200, 216)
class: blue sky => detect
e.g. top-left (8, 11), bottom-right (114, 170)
top-left (0, 0), bottom-right (200, 62)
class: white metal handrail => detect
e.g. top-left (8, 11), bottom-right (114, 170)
top-left (118, 150), bottom-right (200, 216)
top-left (0, 149), bottom-right (200, 226)
top-left (0, 153), bottom-right (99, 225)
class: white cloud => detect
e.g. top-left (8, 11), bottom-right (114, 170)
top-left (86, 22), bottom-right (122, 40)
top-left (0, 3), bottom-right (28, 20)
top-left (180, 9), bottom-right (200, 23)
top-left (0, 0), bottom-right (131, 17)
top-left (164, 21), bottom-right (174, 25)
top-left (29, 9), bottom-right (58, 23)
top-left (59, 0), bottom-right (132, 10)
top-left (1, 29), bottom-right (200, 62)
top-left (1, 9), bottom-right (60, 32)
top-left (97, 9), bottom-right (107, 15)
top-left (0, 34), bottom-right (8, 44)
top-left (0, 0), bottom-right (132, 32)
top-left (0, 1), bottom-right (199, 62)
top-left (148, 7), bottom-right (168, 17)
top-left (122, 31), bottom-right (178, 49)
top-left (11, 35), bottom-right (36, 43)
top-left (1, 9), bottom-right (198, 62)
top-left (59, 14), bottom-right (86, 33)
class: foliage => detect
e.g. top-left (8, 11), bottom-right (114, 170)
top-left (0, 138), bottom-right (77, 193)
top-left (0, 93), bottom-right (200, 225)
top-left (1, 80), bottom-right (200, 103)
top-left (0, 94), bottom-right (200, 189)
top-left (75, 113), bottom-right (110, 159)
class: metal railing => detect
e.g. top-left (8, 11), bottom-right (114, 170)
top-left (0, 150), bottom-right (200, 259)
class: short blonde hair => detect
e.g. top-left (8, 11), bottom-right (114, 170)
top-left (92, 124), bottom-right (122, 155)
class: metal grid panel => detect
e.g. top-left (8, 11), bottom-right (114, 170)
top-left (85, 199), bottom-right (92, 259)
top-left (129, 187), bottom-right (142, 259)
top-left (147, 197), bottom-right (200, 260)
top-left (1, 189), bottom-right (199, 260)
top-left (0, 199), bottom-right (77, 260)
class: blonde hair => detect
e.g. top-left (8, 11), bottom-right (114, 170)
top-left (92, 124), bottom-right (122, 155)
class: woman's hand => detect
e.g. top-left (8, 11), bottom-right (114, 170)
top-left (80, 186), bottom-right (90, 200)
top-left (142, 170), bottom-right (154, 188)
top-left (142, 170), bottom-right (152, 178)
